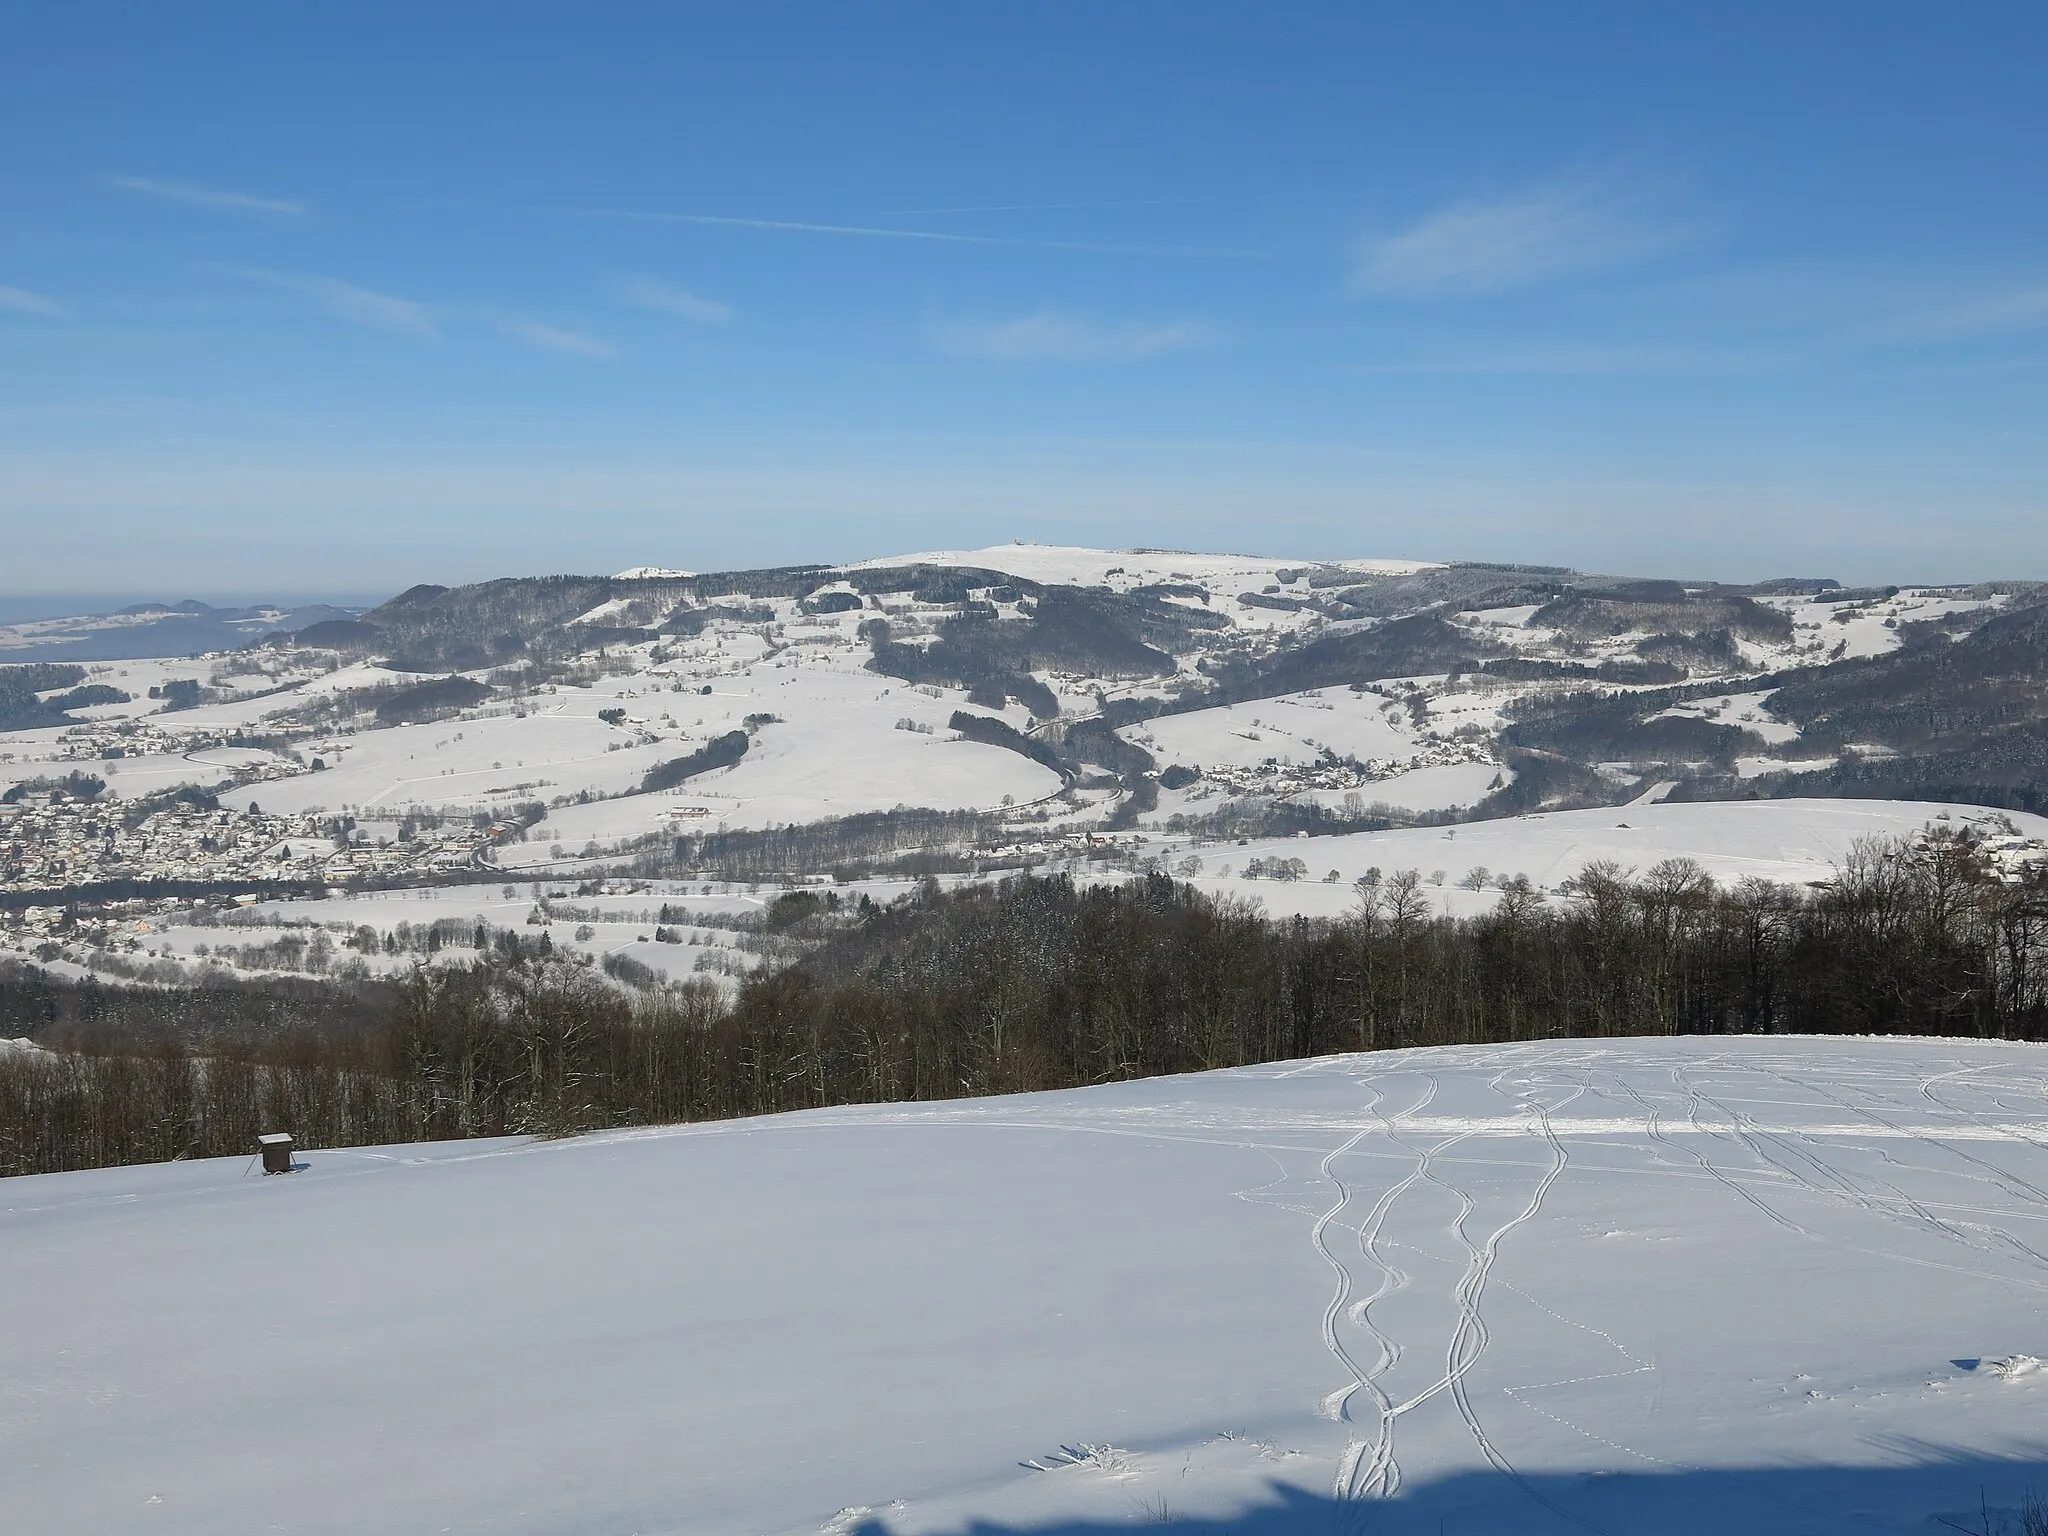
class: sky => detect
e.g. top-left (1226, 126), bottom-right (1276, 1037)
top-left (2, 2), bottom-right (2046, 599)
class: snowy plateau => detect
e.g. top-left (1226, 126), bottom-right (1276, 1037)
top-left (5, 1037), bottom-right (2048, 1534)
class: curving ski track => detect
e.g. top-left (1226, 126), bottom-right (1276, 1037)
top-left (1295, 1040), bottom-right (2048, 1533)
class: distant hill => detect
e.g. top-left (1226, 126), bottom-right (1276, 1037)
top-left (7, 547), bottom-right (2046, 853)
top-left (234, 549), bottom-right (2048, 821)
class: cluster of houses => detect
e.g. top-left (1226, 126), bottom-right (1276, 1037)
top-left (1947, 826), bottom-right (2048, 884)
top-left (0, 792), bottom-right (307, 890)
top-left (0, 715), bottom-right (288, 773)
top-left (4, 895), bottom-right (193, 951)
top-left (1187, 737), bottom-right (1500, 802)
top-left (0, 789), bottom-right (500, 895)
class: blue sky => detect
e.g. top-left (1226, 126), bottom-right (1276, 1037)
top-left (2, 3), bottom-right (2045, 597)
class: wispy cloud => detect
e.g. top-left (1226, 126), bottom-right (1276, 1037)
top-left (515, 204), bottom-right (1265, 260)
top-left (1881, 282), bottom-right (2048, 343)
top-left (935, 310), bottom-right (1211, 362)
top-left (505, 320), bottom-right (614, 358)
top-left (618, 277), bottom-right (733, 325)
top-left (872, 197), bottom-right (1205, 217)
top-left (1347, 343), bottom-right (1786, 378)
top-left (1354, 180), bottom-right (1689, 296)
top-left (0, 284), bottom-right (64, 318)
top-left (110, 176), bottom-right (304, 215)
top-left (239, 270), bottom-right (436, 335)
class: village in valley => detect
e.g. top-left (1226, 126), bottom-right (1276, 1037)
top-left (5, 547), bottom-right (2047, 991)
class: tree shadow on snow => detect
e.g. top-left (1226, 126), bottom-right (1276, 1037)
top-left (852, 1445), bottom-right (2048, 1536)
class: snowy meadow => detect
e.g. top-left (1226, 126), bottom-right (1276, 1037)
top-left (4, 1037), bottom-right (2046, 1534)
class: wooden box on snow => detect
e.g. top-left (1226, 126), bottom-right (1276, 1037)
top-left (257, 1133), bottom-right (295, 1175)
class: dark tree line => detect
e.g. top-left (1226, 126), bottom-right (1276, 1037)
top-left (4, 828), bottom-right (2045, 1176)
top-left (640, 729), bottom-right (751, 792)
top-left (0, 663), bottom-right (87, 730)
top-left (373, 674), bottom-right (492, 725)
top-left (626, 805), bottom-right (1012, 882)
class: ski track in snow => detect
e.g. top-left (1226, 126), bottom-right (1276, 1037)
top-left (1283, 1041), bottom-right (2048, 1532)
top-left (1439, 1071), bottom-right (1606, 1535)
top-left (1757, 1060), bottom-right (2048, 1273)
top-left (1314, 1055), bottom-right (1599, 1531)
top-left (1675, 1059), bottom-right (2048, 1295)
top-left (1343, 1077), bottom-right (1454, 1508)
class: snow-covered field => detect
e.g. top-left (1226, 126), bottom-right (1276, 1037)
top-left (1152, 798), bottom-right (2048, 919)
top-left (1782, 589), bottom-right (2008, 663)
top-left (1653, 689), bottom-right (1804, 747)
top-left (4, 1036), bottom-right (2046, 1534)
top-left (1126, 690), bottom-right (1421, 772)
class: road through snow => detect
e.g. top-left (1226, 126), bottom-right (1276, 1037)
top-left (4, 1037), bottom-right (2048, 1534)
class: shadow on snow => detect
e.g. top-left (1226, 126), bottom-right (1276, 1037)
top-left (850, 1447), bottom-right (2048, 1536)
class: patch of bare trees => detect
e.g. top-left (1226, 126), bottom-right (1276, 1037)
top-left (4, 828), bottom-right (2045, 1176)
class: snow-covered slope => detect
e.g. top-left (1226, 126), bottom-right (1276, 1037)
top-left (1154, 797), bottom-right (2048, 919)
top-left (4, 1037), bottom-right (2046, 1535)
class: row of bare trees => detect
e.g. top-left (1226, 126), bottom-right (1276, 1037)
top-left (4, 829), bottom-right (2045, 1176)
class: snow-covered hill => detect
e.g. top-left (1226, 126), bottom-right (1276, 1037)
top-left (5, 1036), bottom-right (2045, 1534)
top-left (5, 546), bottom-right (2045, 918)
top-left (841, 543), bottom-right (1441, 590)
